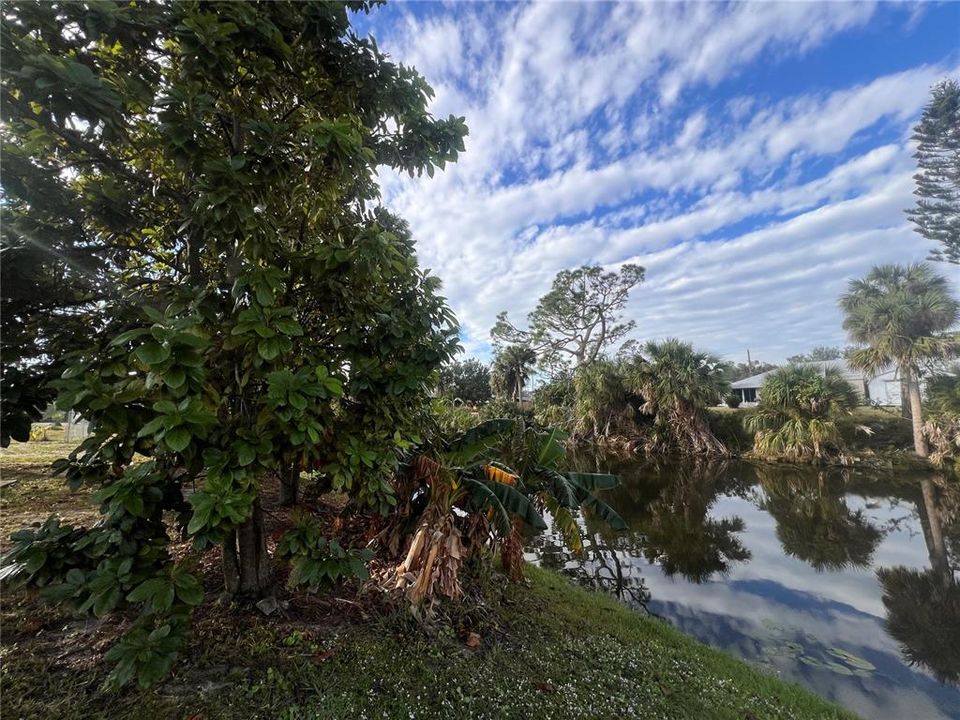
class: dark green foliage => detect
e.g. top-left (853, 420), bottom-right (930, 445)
top-left (0, 367), bottom-right (55, 447)
top-left (627, 339), bottom-right (730, 455)
top-left (708, 410), bottom-right (753, 453)
top-left (477, 397), bottom-right (534, 425)
top-left (572, 359), bottom-right (638, 441)
top-left (532, 371), bottom-right (576, 429)
top-left (746, 365), bottom-right (858, 461)
top-left (2, 0), bottom-right (466, 685)
top-left (277, 513), bottom-right (373, 592)
top-left (3, 517), bottom-right (96, 590)
top-left (491, 265), bottom-right (645, 372)
top-left (442, 418), bottom-right (516, 466)
top-left (104, 617), bottom-right (187, 689)
top-left (878, 566), bottom-right (960, 683)
top-left (724, 393), bottom-right (742, 409)
top-left (925, 365), bottom-right (960, 420)
top-left (438, 358), bottom-right (492, 405)
top-left (906, 79), bottom-right (960, 264)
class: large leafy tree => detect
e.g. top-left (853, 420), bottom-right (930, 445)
top-left (438, 357), bottom-right (491, 405)
top-left (491, 264), bottom-right (645, 371)
top-left (2, 0), bottom-right (465, 685)
top-left (907, 79), bottom-right (960, 264)
top-left (840, 263), bottom-right (959, 457)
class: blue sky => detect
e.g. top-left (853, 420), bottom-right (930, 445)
top-left (359, 1), bottom-right (960, 365)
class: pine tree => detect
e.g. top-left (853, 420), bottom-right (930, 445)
top-left (907, 79), bottom-right (960, 264)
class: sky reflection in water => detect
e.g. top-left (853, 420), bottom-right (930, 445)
top-left (524, 459), bottom-right (960, 720)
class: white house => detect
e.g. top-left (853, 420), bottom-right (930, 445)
top-left (729, 360), bottom-right (904, 407)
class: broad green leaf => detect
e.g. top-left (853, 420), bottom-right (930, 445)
top-left (135, 342), bottom-right (170, 365)
top-left (275, 318), bottom-right (303, 336)
top-left (443, 419), bottom-right (514, 466)
top-left (258, 337), bottom-right (281, 361)
top-left (536, 428), bottom-right (568, 468)
top-left (565, 472), bottom-right (620, 491)
top-left (165, 427), bottom-right (191, 452)
top-left (579, 493), bottom-right (627, 531)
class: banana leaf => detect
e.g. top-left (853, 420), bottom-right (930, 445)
top-left (565, 471), bottom-right (620, 491)
top-left (576, 488), bottom-right (627, 530)
top-left (463, 478), bottom-right (512, 535)
top-left (534, 427), bottom-right (568, 468)
top-left (443, 419), bottom-right (515, 466)
top-left (478, 475), bottom-right (547, 531)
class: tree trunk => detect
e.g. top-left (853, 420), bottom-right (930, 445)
top-left (900, 377), bottom-right (912, 419)
top-left (919, 478), bottom-right (949, 583)
top-left (279, 463), bottom-right (299, 506)
top-left (222, 498), bottom-right (271, 598)
top-left (906, 370), bottom-right (928, 457)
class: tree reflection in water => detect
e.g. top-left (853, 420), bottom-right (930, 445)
top-left (530, 452), bottom-right (960, 692)
top-left (635, 458), bottom-right (751, 583)
top-left (755, 466), bottom-right (883, 571)
top-left (878, 477), bottom-right (960, 684)
top-left (563, 454), bottom-right (753, 585)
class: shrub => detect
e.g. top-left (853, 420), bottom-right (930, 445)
top-left (477, 397), bottom-right (534, 424)
top-left (746, 365), bottom-right (857, 461)
top-left (277, 513), bottom-right (373, 592)
top-left (724, 393), bottom-right (742, 409)
top-left (922, 367), bottom-right (960, 468)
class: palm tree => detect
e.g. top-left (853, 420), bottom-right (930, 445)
top-left (840, 263), bottom-right (960, 457)
top-left (757, 469), bottom-right (882, 571)
top-left (491, 345), bottom-right (536, 402)
top-left (626, 339), bottom-right (730, 454)
top-left (572, 359), bottom-right (637, 440)
top-left (746, 364), bottom-right (858, 461)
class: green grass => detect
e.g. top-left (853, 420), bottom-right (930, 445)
top-left (1, 435), bottom-right (856, 720)
top-left (1, 566), bottom-right (856, 720)
top-left (0, 437), bottom-right (98, 550)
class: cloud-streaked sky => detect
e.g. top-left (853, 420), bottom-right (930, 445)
top-left (359, 1), bottom-right (960, 365)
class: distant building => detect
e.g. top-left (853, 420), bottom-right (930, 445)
top-left (729, 360), bottom-right (904, 407)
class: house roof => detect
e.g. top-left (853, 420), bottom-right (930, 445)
top-left (730, 360), bottom-right (875, 390)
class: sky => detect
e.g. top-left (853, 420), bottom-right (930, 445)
top-left (357, 1), bottom-right (960, 366)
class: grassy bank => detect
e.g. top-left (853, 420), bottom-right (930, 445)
top-left (1, 565), bottom-right (855, 720)
top-left (1, 437), bottom-right (855, 720)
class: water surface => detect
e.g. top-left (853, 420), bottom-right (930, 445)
top-left (525, 457), bottom-right (960, 719)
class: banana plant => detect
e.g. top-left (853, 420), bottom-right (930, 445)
top-left (389, 419), bottom-right (626, 604)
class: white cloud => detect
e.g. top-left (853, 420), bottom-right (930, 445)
top-left (369, 2), bottom-right (954, 363)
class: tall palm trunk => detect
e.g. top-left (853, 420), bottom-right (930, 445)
top-left (905, 368), bottom-right (928, 457)
top-left (918, 478), bottom-right (949, 583)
